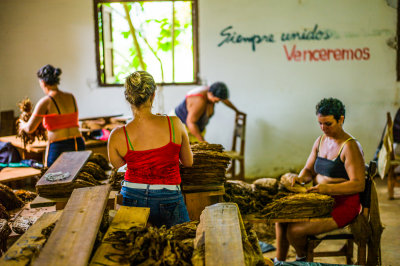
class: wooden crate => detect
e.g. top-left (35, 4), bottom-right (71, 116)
top-left (183, 186), bottom-right (225, 221)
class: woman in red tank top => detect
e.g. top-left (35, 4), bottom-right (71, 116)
top-left (108, 71), bottom-right (193, 228)
top-left (18, 64), bottom-right (84, 167)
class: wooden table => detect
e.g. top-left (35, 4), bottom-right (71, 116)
top-left (0, 167), bottom-right (41, 188)
top-left (0, 135), bottom-right (108, 164)
top-left (244, 214), bottom-right (332, 224)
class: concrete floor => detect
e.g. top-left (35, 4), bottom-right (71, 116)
top-left (263, 177), bottom-right (400, 265)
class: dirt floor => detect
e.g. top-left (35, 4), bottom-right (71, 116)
top-left (261, 177), bottom-right (400, 265)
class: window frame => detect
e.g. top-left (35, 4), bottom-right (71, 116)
top-left (93, 0), bottom-right (200, 87)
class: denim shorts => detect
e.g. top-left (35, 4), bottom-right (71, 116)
top-left (47, 137), bottom-right (85, 167)
top-left (120, 185), bottom-right (190, 228)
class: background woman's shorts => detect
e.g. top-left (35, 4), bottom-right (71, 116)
top-left (47, 137), bottom-right (85, 167)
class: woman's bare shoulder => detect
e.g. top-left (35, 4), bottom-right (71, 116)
top-left (109, 125), bottom-right (125, 139)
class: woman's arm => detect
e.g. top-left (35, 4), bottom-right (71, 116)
top-left (176, 117), bottom-right (193, 167)
top-left (222, 99), bottom-right (245, 115)
top-left (107, 127), bottom-right (126, 169)
top-left (186, 96), bottom-right (207, 142)
top-left (19, 97), bottom-right (48, 134)
top-left (294, 137), bottom-right (320, 185)
top-left (308, 140), bottom-right (365, 195)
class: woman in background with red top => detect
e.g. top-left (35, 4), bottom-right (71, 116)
top-left (19, 64), bottom-right (84, 167)
top-left (108, 71), bottom-right (193, 228)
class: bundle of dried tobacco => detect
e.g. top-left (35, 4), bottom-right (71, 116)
top-left (261, 193), bottom-right (334, 219)
top-left (15, 98), bottom-right (47, 148)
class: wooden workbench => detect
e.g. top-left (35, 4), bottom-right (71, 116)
top-left (0, 135), bottom-right (108, 164)
top-left (0, 167), bottom-right (41, 188)
top-left (0, 167), bottom-right (41, 182)
top-left (243, 213), bottom-right (332, 224)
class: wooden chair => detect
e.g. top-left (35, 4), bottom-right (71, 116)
top-left (306, 161), bottom-right (377, 265)
top-left (377, 112), bottom-right (400, 199)
top-left (225, 113), bottom-right (246, 180)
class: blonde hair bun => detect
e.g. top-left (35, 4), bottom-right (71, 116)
top-left (130, 72), bottom-right (141, 87)
top-left (124, 71), bottom-right (156, 107)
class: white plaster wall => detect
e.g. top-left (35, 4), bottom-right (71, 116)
top-left (0, 0), bottom-right (398, 177)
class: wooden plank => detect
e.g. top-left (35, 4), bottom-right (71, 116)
top-left (36, 150), bottom-right (92, 187)
top-left (203, 203), bottom-right (245, 266)
top-left (89, 206), bottom-right (150, 266)
top-left (1, 211), bottom-right (62, 266)
top-left (30, 195), bottom-right (68, 208)
top-left (33, 184), bottom-right (111, 266)
top-left (0, 167), bottom-right (41, 183)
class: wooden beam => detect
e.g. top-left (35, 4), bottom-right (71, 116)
top-left (89, 206), bottom-right (150, 266)
top-left (33, 185), bottom-right (111, 266)
top-left (201, 203), bottom-right (245, 266)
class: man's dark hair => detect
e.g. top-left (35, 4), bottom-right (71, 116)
top-left (315, 98), bottom-right (346, 122)
top-left (209, 82), bottom-right (229, 100)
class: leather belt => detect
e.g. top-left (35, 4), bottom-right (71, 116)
top-left (122, 181), bottom-right (181, 191)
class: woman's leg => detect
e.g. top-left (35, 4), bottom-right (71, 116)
top-left (47, 141), bottom-right (64, 167)
top-left (286, 219), bottom-right (338, 258)
top-left (275, 222), bottom-right (290, 261)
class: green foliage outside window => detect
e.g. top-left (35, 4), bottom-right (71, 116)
top-left (95, 1), bottom-right (197, 85)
